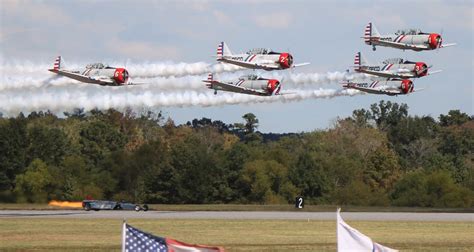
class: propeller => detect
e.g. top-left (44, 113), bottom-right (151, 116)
top-left (436, 28), bottom-right (444, 52)
top-left (417, 64), bottom-right (432, 75)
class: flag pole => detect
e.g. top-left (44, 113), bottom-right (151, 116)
top-left (122, 218), bottom-right (127, 252)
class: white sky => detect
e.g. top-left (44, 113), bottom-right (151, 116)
top-left (1, 0), bottom-right (472, 132)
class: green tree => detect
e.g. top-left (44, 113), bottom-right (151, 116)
top-left (0, 116), bottom-right (28, 191)
top-left (439, 110), bottom-right (471, 127)
top-left (242, 113), bottom-right (259, 133)
top-left (14, 159), bottom-right (55, 203)
top-left (391, 170), bottom-right (473, 207)
top-left (79, 121), bottom-right (127, 165)
top-left (369, 100), bottom-right (408, 131)
top-left (240, 160), bottom-right (297, 204)
top-left (27, 126), bottom-right (70, 166)
top-left (289, 153), bottom-right (331, 201)
top-left (364, 145), bottom-right (401, 190)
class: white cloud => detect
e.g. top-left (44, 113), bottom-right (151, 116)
top-left (254, 12), bottom-right (293, 29)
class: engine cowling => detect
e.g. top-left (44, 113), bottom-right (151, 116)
top-left (414, 62), bottom-right (428, 77)
top-left (113, 68), bottom-right (129, 85)
top-left (401, 80), bottom-right (414, 94)
top-left (267, 79), bottom-right (281, 95)
top-left (428, 33), bottom-right (442, 49)
top-left (278, 53), bottom-right (293, 69)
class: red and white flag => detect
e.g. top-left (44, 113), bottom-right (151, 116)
top-left (122, 222), bottom-right (224, 252)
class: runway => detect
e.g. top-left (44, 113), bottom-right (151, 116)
top-left (1, 210), bottom-right (473, 221)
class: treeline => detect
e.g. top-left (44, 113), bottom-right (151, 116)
top-left (0, 101), bottom-right (472, 207)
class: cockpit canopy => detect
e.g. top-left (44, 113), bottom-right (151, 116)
top-left (382, 58), bottom-right (405, 64)
top-left (85, 63), bottom-right (109, 69)
top-left (246, 48), bottom-right (274, 55)
top-left (395, 29), bottom-right (422, 35)
top-left (240, 74), bottom-right (261, 80)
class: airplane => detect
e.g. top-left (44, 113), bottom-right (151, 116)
top-left (215, 42), bottom-right (310, 70)
top-left (203, 73), bottom-right (283, 96)
top-left (353, 52), bottom-right (441, 79)
top-left (48, 56), bottom-right (137, 86)
top-left (342, 79), bottom-right (422, 96)
top-left (363, 22), bottom-right (456, 51)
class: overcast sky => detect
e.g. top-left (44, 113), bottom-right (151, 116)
top-left (1, 0), bottom-right (472, 132)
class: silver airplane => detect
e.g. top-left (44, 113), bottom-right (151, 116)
top-left (353, 52), bottom-right (441, 79)
top-left (48, 56), bottom-right (137, 86)
top-left (203, 73), bottom-right (283, 96)
top-left (342, 79), bottom-right (422, 96)
top-left (215, 42), bottom-right (309, 71)
top-left (363, 22), bottom-right (456, 51)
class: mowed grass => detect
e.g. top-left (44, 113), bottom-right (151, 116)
top-left (0, 218), bottom-right (473, 251)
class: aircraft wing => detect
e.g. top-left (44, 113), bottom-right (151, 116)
top-left (440, 43), bottom-right (456, 48)
top-left (204, 80), bottom-right (269, 96)
top-left (359, 69), bottom-right (411, 79)
top-left (343, 84), bottom-right (400, 96)
top-left (49, 69), bottom-right (114, 85)
top-left (293, 62), bottom-right (310, 68)
top-left (428, 70), bottom-right (442, 75)
top-left (414, 88), bottom-right (425, 92)
top-left (217, 58), bottom-right (279, 70)
top-left (375, 39), bottom-right (430, 50)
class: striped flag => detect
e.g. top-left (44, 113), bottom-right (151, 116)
top-left (122, 222), bottom-right (224, 252)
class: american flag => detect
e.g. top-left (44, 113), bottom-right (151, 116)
top-left (122, 223), bottom-right (224, 252)
top-left (123, 224), bottom-right (167, 252)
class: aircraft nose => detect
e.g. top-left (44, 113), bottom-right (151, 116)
top-left (288, 54), bottom-right (293, 67)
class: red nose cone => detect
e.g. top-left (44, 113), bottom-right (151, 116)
top-left (401, 80), bottom-right (413, 94)
top-left (278, 53), bottom-right (293, 69)
top-left (267, 79), bottom-right (280, 95)
top-left (428, 33), bottom-right (441, 49)
top-left (114, 68), bottom-right (129, 84)
top-left (414, 62), bottom-right (428, 77)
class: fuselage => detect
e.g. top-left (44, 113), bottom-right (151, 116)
top-left (345, 79), bottom-right (414, 96)
top-left (356, 61), bottom-right (428, 78)
top-left (218, 52), bottom-right (293, 70)
top-left (49, 63), bottom-right (129, 86)
top-left (369, 33), bottom-right (441, 51)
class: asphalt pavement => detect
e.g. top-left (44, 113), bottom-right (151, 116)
top-left (1, 210), bottom-right (473, 221)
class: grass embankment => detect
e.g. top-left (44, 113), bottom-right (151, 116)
top-left (0, 218), bottom-right (472, 251)
top-left (0, 203), bottom-right (473, 212)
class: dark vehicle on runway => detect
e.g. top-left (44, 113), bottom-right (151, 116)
top-left (82, 200), bottom-right (148, 212)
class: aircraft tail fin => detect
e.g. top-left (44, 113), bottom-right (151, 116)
top-left (364, 22), bottom-right (380, 44)
top-left (204, 73), bottom-right (214, 88)
top-left (217, 42), bottom-right (232, 58)
top-left (53, 56), bottom-right (62, 70)
top-left (354, 52), bottom-right (369, 68)
top-left (207, 72), bottom-right (213, 81)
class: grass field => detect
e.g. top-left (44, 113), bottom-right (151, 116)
top-left (0, 218), bottom-right (472, 251)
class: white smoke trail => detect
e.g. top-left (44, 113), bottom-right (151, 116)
top-left (0, 60), bottom-right (245, 90)
top-left (0, 74), bottom-right (208, 91)
top-left (261, 71), bottom-right (371, 87)
top-left (126, 62), bottom-right (245, 78)
top-left (0, 85), bottom-right (361, 116)
top-left (0, 60), bottom-right (244, 78)
top-left (0, 71), bottom-right (370, 92)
